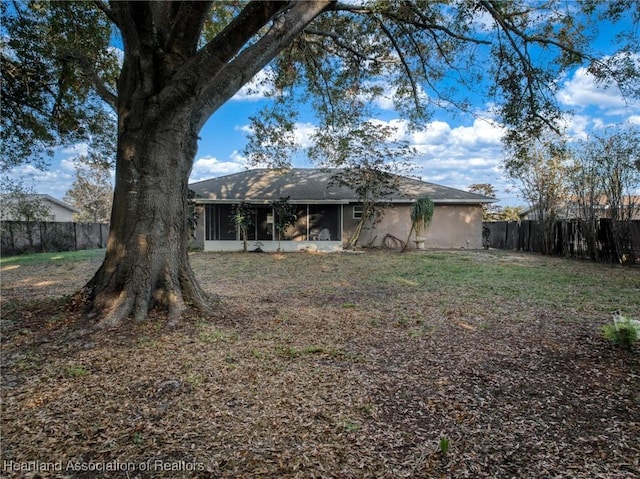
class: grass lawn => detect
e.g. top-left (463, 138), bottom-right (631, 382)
top-left (0, 248), bottom-right (106, 267)
top-left (1, 249), bottom-right (639, 478)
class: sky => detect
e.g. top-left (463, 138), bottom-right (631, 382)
top-left (9, 12), bottom-right (640, 208)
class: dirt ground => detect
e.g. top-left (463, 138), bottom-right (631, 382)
top-left (1, 250), bottom-right (639, 478)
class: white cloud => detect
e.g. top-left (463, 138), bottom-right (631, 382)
top-left (108, 46), bottom-right (124, 67)
top-left (292, 122), bottom-right (317, 148)
top-left (409, 121), bottom-right (451, 145)
top-left (232, 68), bottom-right (276, 102)
top-left (5, 164), bottom-right (75, 200)
top-left (627, 115), bottom-right (640, 126)
top-left (189, 154), bottom-right (246, 182)
top-left (60, 158), bottom-right (77, 172)
top-left (557, 63), bottom-right (640, 116)
top-left (402, 116), bottom-right (520, 204)
top-left (449, 118), bottom-right (504, 148)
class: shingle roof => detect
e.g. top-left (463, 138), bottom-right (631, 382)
top-left (189, 168), bottom-right (496, 204)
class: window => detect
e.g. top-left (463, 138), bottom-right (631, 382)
top-left (353, 205), bottom-right (363, 220)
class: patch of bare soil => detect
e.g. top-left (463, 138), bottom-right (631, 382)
top-left (1, 251), bottom-right (639, 478)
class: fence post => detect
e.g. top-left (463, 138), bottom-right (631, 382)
top-left (40, 222), bottom-right (45, 252)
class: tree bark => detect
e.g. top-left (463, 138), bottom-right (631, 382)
top-left (79, 0), bottom-right (334, 328)
top-left (83, 106), bottom-right (209, 328)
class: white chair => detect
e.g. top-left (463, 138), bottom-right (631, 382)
top-left (318, 228), bottom-right (331, 241)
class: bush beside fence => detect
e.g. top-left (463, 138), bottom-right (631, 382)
top-left (484, 219), bottom-right (640, 264)
top-left (1, 221), bottom-right (109, 256)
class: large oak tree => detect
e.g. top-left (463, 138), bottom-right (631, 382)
top-left (2, 0), bottom-right (638, 327)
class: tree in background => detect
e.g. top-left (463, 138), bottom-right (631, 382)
top-left (0, 177), bottom-right (52, 251)
top-left (230, 202), bottom-right (256, 253)
top-left (497, 206), bottom-right (524, 222)
top-left (0, 178), bottom-right (51, 222)
top-left (505, 136), bottom-right (570, 255)
top-left (323, 121), bottom-right (416, 249)
top-left (468, 184), bottom-right (500, 221)
top-left (64, 155), bottom-right (113, 223)
top-left (569, 126), bottom-right (640, 262)
top-left (270, 197), bottom-right (297, 252)
top-left (567, 140), bottom-right (605, 260)
top-left (333, 163), bottom-right (402, 250)
top-left (3, 1), bottom-right (638, 327)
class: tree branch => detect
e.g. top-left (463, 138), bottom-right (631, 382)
top-left (384, 6), bottom-right (492, 46)
top-left (302, 27), bottom-right (382, 62)
top-left (164, 1), bottom-right (214, 58)
top-left (94, 0), bottom-right (119, 27)
top-left (64, 52), bottom-right (118, 110)
top-left (375, 19), bottom-right (422, 114)
top-left (191, 1), bottom-right (290, 78)
top-left (192, 0), bottom-right (334, 130)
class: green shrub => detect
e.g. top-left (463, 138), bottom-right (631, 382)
top-left (602, 314), bottom-right (639, 350)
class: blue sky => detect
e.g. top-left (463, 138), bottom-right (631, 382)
top-left (10, 14), bottom-right (640, 208)
top-left (184, 63), bottom-right (640, 206)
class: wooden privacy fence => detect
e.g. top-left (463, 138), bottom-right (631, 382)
top-left (1, 221), bottom-right (109, 257)
top-left (484, 219), bottom-right (640, 264)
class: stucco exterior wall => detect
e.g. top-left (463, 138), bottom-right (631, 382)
top-left (349, 204), bottom-right (484, 250)
top-left (0, 198), bottom-right (77, 222)
top-left (194, 203), bottom-right (485, 251)
top-left (46, 203), bottom-right (76, 222)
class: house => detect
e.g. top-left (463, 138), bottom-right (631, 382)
top-left (0, 194), bottom-right (80, 222)
top-left (189, 168), bottom-right (496, 252)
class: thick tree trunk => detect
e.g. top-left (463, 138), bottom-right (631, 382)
top-left (77, 0), bottom-right (334, 328)
top-left (83, 109), bottom-right (209, 328)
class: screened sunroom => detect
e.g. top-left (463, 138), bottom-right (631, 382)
top-left (201, 202), bottom-right (344, 252)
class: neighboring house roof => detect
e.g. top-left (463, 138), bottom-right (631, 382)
top-left (1, 194), bottom-right (80, 220)
top-left (520, 195), bottom-right (640, 220)
top-left (190, 168), bottom-right (496, 205)
top-left (36, 194), bottom-right (81, 213)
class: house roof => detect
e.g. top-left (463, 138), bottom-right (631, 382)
top-left (190, 168), bottom-right (496, 205)
top-left (37, 194), bottom-right (81, 213)
top-left (1, 194), bottom-right (80, 213)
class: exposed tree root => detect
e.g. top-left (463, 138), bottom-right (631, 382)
top-left (79, 262), bottom-right (213, 329)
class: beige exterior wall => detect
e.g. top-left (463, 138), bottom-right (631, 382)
top-left (0, 198), bottom-right (77, 222)
top-left (195, 203), bottom-right (485, 251)
top-left (346, 204), bottom-right (484, 250)
top-left (46, 202), bottom-right (76, 222)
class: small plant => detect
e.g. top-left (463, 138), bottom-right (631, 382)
top-left (275, 345), bottom-right (301, 358)
top-left (14, 351), bottom-right (39, 371)
top-left (199, 326), bottom-right (238, 344)
top-left (301, 345), bottom-right (326, 354)
top-left (199, 330), bottom-right (226, 343)
top-left (137, 335), bottom-right (156, 347)
top-left (229, 202), bottom-right (255, 252)
top-left (271, 196), bottom-right (297, 252)
top-left (64, 365), bottom-right (89, 378)
top-left (185, 373), bottom-right (203, 387)
top-left (343, 420), bottom-right (361, 433)
top-left (408, 325), bottom-right (434, 338)
top-left (402, 196), bottom-right (435, 252)
top-left (439, 436), bottom-right (450, 455)
top-left (359, 403), bottom-right (374, 416)
top-left (132, 432), bottom-right (143, 445)
top-left (602, 312), bottom-right (639, 350)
